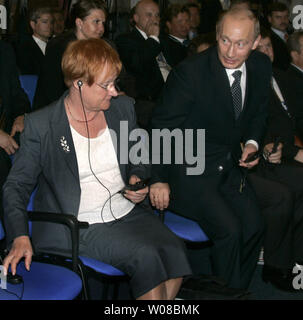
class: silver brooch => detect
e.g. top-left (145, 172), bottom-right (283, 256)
top-left (60, 136), bottom-right (70, 153)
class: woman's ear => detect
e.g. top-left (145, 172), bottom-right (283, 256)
top-left (75, 17), bottom-right (83, 30)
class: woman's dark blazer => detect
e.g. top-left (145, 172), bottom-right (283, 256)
top-left (3, 93), bottom-right (150, 255)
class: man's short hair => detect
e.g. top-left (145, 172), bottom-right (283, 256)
top-left (163, 4), bottom-right (190, 24)
top-left (216, 8), bottom-right (260, 40)
top-left (268, 2), bottom-right (289, 16)
top-left (259, 27), bottom-right (272, 40)
top-left (287, 31), bottom-right (303, 55)
top-left (29, 6), bottom-right (53, 22)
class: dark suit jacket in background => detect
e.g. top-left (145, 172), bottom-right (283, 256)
top-left (263, 67), bottom-right (303, 160)
top-left (161, 35), bottom-right (188, 68)
top-left (32, 30), bottom-right (77, 111)
top-left (116, 28), bottom-right (169, 101)
top-left (270, 30), bottom-right (291, 70)
top-left (0, 40), bottom-right (31, 134)
top-left (3, 93), bottom-right (150, 255)
top-left (151, 46), bottom-right (272, 219)
top-left (16, 36), bottom-right (45, 75)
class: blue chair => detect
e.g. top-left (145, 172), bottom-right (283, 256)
top-left (155, 210), bottom-right (212, 249)
top-left (19, 75), bottom-right (38, 107)
top-left (26, 190), bottom-right (128, 300)
top-left (0, 217), bottom-right (83, 300)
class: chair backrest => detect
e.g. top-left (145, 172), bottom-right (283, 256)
top-left (0, 221), bottom-right (5, 241)
top-left (19, 75), bottom-right (38, 107)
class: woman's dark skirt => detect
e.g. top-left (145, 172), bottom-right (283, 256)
top-left (79, 205), bottom-right (192, 298)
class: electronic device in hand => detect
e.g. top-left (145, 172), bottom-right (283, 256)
top-left (270, 137), bottom-right (281, 155)
top-left (6, 272), bottom-right (23, 285)
top-left (121, 178), bottom-right (150, 193)
top-left (244, 151), bottom-right (260, 163)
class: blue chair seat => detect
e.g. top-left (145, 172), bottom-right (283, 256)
top-left (155, 210), bottom-right (210, 243)
top-left (79, 256), bottom-right (125, 277)
top-left (0, 261), bottom-right (82, 300)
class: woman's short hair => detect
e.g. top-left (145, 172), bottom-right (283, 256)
top-left (62, 38), bottom-right (122, 87)
top-left (70, 0), bottom-right (108, 26)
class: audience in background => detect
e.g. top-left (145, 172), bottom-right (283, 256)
top-left (267, 2), bottom-right (291, 70)
top-left (52, 8), bottom-right (66, 37)
top-left (16, 7), bottom-right (54, 75)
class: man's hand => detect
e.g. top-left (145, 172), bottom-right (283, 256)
top-left (123, 175), bottom-right (149, 204)
top-left (3, 236), bottom-right (33, 276)
top-left (239, 143), bottom-right (259, 168)
top-left (263, 142), bottom-right (283, 164)
top-left (10, 115), bottom-right (25, 137)
top-left (294, 149), bottom-right (303, 163)
top-left (149, 182), bottom-right (170, 211)
top-left (145, 20), bottom-right (160, 38)
top-left (0, 129), bottom-right (19, 155)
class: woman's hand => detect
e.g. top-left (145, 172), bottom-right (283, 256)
top-left (3, 236), bottom-right (33, 276)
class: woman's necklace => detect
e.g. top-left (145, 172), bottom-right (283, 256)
top-left (65, 99), bottom-right (99, 123)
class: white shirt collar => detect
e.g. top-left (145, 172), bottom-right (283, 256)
top-left (32, 35), bottom-right (47, 55)
top-left (169, 34), bottom-right (186, 43)
top-left (271, 27), bottom-right (287, 42)
top-left (291, 63), bottom-right (303, 73)
top-left (135, 26), bottom-right (148, 40)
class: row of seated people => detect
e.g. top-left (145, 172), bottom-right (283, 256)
top-left (0, 2), bottom-right (303, 298)
top-left (13, 0), bottom-right (301, 131)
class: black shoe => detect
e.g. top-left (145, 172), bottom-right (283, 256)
top-left (262, 265), bottom-right (296, 292)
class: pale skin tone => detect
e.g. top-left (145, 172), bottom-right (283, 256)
top-left (30, 13), bottom-right (54, 42)
top-left (150, 10), bottom-right (262, 208)
top-left (3, 66), bottom-right (182, 300)
top-left (133, 0), bottom-right (160, 38)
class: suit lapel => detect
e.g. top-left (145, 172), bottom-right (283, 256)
top-left (210, 48), bottom-right (235, 119)
top-left (50, 92), bottom-right (79, 182)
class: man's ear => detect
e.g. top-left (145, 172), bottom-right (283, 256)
top-left (252, 35), bottom-right (261, 50)
top-left (268, 15), bottom-right (272, 24)
top-left (290, 51), bottom-right (298, 63)
top-left (29, 20), bottom-right (36, 32)
top-left (133, 13), bottom-right (139, 25)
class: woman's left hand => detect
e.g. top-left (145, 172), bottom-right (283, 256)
top-left (123, 175), bottom-right (149, 204)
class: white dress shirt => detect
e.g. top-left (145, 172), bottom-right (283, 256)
top-left (136, 26), bottom-right (171, 81)
top-left (32, 35), bottom-right (47, 55)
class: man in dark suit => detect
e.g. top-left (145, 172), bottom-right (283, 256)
top-left (0, 40), bottom-right (31, 221)
top-left (116, 0), bottom-right (172, 128)
top-left (150, 8), bottom-right (271, 289)
top-left (161, 4), bottom-right (191, 67)
top-left (16, 7), bottom-right (54, 75)
top-left (285, 31), bottom-right (303, 107)
top-left (267, 2), bottom-right (291, 70)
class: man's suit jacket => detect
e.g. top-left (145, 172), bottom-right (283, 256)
top-left (285, 64), bottom-right (303, 101)
top-left (270, 30), bottom-right (291, 70)
top-left (264, 67), bottom-right (303, 160)
top-left (151, 46), bottom-right (272, 218)
top-left (16, 36), bottom-right (45, 75)
top-left (3, 93), bottom-right (150, 254)
top-left (115, 28), bottom-right (170, 101)
top-left (0, 40), bottom-right (31, 133)
top-left (32, 30), bottom-right (77, 111)
top-left (161, 35), bottom-right (188, 67)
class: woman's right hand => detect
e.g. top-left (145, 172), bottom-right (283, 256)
top-left (3, 236), bottom-right (33, 276)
